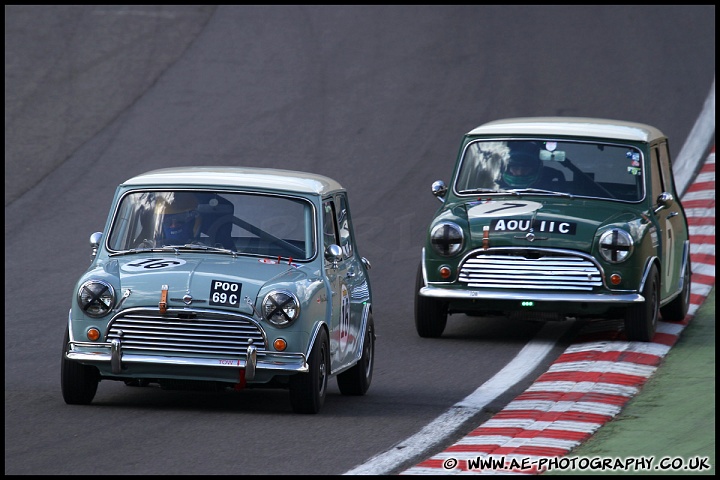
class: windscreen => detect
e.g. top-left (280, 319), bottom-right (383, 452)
top-left (454, 140), bottom-right (645, 201)
top-left (107, 190), bottom-right (316, 260)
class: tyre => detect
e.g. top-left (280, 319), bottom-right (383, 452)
top-left (414, 263), bottom-right (447, 338)
top-left (624, 264), bottom-right (660, 342)
top-left (660, 259), bottom-right (691, 322)
top-left (337, 314), bottom-right (375, 396)
top-left (289, 328), bottom-right (329, 414)
top-left (61, 326), bottom-right (100, 405)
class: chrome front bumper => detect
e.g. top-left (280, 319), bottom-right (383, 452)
top-left (420, 285), bottom-right (644, 303)
top-left (66, 341), bottom-right (308, 380)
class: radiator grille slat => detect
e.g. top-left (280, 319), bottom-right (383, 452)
top-left (459, 252), bottom-right (602, 291)
top-left (106, 309), bottom-right (266, 357)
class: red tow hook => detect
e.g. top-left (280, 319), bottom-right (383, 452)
top-left (234, 369), bottom-right (247, 391)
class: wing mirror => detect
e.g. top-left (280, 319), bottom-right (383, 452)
top-left (431, 180), bottom-right (447, 203)
top-left (654, 192), bottom-right (675, 213)
top-left (90, 232), bottom-right (102, 258)
top-left (324, 244), bottom-right (343, 269)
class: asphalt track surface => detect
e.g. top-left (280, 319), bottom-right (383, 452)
top-left (5, 6), bottom-right (715, 475)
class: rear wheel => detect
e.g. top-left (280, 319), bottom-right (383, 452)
top-left (61, 326), bottom-right (99, 405)
top-left (624, 264), bottom-right (660, 342)
top-left (289, 328), bottom-right (329, 414)
top-left (414, 263), bottom-right (447, 338)
top-left (337, 314), bottom-right (375, 396)
top-left (660, 259), bottom-right (691, 322)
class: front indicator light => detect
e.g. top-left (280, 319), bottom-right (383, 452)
top-left (87, 328), bottom-right (101, 341)
top-left (439, 266), bottom-right (452, 279)
top-left (273, 338), bottom-right (287, 351)
top-left (610, 274), bottom-right (622, 285)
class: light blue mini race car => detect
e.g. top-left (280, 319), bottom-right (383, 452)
top-left (62, 167), bottom-right (374, 414)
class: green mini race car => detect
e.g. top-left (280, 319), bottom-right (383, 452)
top-left (416, 117), bottom-right (691, 342)
top-left (62, 167), bottom-right (374, 414)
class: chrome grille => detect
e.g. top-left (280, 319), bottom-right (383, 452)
top-left (106, 308), bottom-right (266, 356)
top-left (458, 250), bottom-right (603, 291)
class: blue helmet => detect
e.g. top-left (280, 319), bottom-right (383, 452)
top-left (156, 193), bottom-right (200, 243)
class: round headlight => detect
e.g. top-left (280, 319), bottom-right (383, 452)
top-left (77, 280), bottom-right (115, 317)
top-left (598, 229), bottom-right (634, 263)
top-left (262, 290), bottom-right (300, 327)
top-left (430, 222), bottom-right (464, 256)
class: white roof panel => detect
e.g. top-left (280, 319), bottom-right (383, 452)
top-left (122, 167), bottom-right (344, 195)
top-left (467, 117), bottom-right (665, 143)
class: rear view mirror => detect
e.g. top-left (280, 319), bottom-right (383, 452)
top-left (540, 150), bottom-right (566, 162)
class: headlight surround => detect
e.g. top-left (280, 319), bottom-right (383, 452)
top-left (77, 280), bottom-right (115, 317)
top-left (262, 290), bottom-right (300, 327)
top-left (598, 229), bottom-right (634, 263)
top-left (430, 222), bottom-right (464, 257)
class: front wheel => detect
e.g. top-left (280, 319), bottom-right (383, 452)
top-left (337, 314), bottom-right (375, 396)
top-left (624, 264), bottom-right (660, 342)
top-left (414, 263), bottom-right (447, 338)
top-left (61, 326), bottom-right (99, 405)
top-left (289, 328), bottom-right (329, 414)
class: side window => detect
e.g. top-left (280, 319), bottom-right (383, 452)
top-left (656, 142), bottom-right (675, 194)
top-left (322, 199), bottom-right (339, 253)
top-left (336, 194), bottom-right (354, 259)
top-left (650, 147), bottom-right (664, 203)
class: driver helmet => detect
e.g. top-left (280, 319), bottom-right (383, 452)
top-left (503, 151), bottom-right (542, 188)
top-left (155, 192), bottom-right (200, 243)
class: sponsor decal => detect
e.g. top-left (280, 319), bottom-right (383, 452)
top-left (258, 258), bottom-right (301, 268)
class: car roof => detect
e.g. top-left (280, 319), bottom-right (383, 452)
top-left (467, 117), bottom-right (666, 143)
top-left (122, 166), bottom-right (344, 195)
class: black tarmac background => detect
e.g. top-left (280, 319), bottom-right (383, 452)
top-left (5, 5), bottom-right (715, 475)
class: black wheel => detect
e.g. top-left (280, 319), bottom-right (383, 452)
top-left (289, 328), bottom-right (329, 414)
top-left (61, 326), bottom-right (99, 405)
top-left (414, 263), bottom-right (447, 338)
top-left (337, 314), bottom-right (375, 396)
top-left (624, 264), bottom-right (660, 342)
top-left (660, 259), bottom-right (691, 322)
